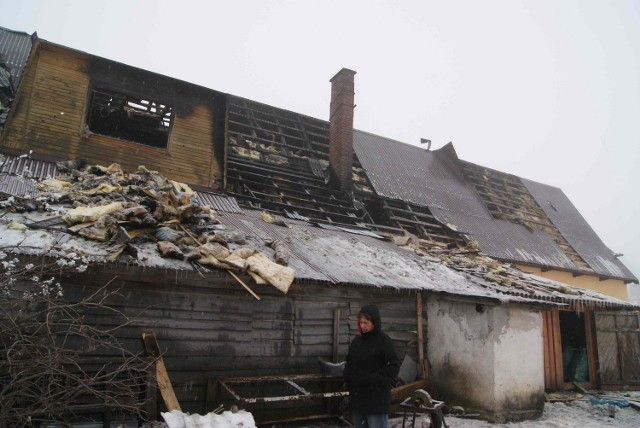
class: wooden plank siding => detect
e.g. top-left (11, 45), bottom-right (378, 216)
top-left (1, 40), bottom-right (224, 189)
top-left (53, 263), bottom-right (423, 418)
top-left (595, 312), bottom-right (640, 388)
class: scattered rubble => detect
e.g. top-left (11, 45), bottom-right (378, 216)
top-left (391, 232), bottom-right (630, 306)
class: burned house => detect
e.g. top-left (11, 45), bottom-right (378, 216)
top-left (1, 31), bottom-right (639, 425)
top-left (224, 70), bottom-right (640, 394)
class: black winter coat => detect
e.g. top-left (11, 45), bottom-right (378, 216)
top-left (344, 304), bottom-right (400, 415)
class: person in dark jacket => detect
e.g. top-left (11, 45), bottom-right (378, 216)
top-left (344, 304), bottom-right (400, 428)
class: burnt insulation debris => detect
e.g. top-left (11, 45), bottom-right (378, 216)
top-left (0, 159), bottom-right (295, 293)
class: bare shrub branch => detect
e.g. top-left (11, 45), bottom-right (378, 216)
top-left (0, 248), bottom-right (153, 426)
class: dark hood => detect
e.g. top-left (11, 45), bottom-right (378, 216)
top-left (359, 304), bottom-right (382, 334)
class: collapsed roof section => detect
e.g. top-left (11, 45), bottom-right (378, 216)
top-left (225, 95), bottom-right (373, 225)
top-left (353, 131), bottom-right (637, 284)
top-left (220, 93), bottom-right (636, 284)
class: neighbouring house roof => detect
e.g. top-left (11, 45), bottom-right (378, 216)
top-left (0, 153), bottom-right (635, 311)
top-left (353, 130), bottom-right (638, 284)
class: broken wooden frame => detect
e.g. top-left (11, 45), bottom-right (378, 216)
top-left (217, 373), bottom-right (347, 404)
top-left (214, 373), bottom-right (348, 424)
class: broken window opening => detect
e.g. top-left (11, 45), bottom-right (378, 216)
top-left (87, 88), bottom-right (173, 149)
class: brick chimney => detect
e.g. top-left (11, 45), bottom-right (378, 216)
top-left (329, 68), bottom-right (356, 193)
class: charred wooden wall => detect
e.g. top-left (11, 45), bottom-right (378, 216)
top-left (0, 40), bottom-right (225, 188)
top-left (60, 264), bottom-right (423, 418)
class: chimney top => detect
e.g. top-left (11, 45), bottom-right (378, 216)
top-left (330, 68), bottom-right (357, 83)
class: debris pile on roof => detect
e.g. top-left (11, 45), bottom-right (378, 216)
top-left (394, 234), bottom-right (633, 308)
top-left (1, 160), bottom-right (294, 293)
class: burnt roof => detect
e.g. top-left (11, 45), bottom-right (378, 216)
top-left (224, 95), bottom-right (373, 225)
top-left (1, 192), bottom-right (634, 310)
top-left (0, 26), bottom-right (35, 90)
top-left (0, 28), bottom-right (634, 284)
top-left (353, 130), bottom-right (637, 283)
top-left (1, 151), bottom-right (635, 309)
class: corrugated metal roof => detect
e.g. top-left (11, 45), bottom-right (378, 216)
top-left (0, 154), bottom-right (58, 178)
top-left (308, 158), bottom-right (328, 179)
top-left (0, 154), bottom-right (57, 198)
top-left (0, 26), bottom-right (35, 90)
top-left (195, 191), bottom-right (243, 213)
top-left (0, 174), bottom-right (37, 198)
top-left (215, 210), bottom-right (635, 309)
top-left (352, 130), bottom-right (637, 282)
top-left (522, 177), bottom-right (636, 282)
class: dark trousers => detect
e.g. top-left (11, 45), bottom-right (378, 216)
top-left (353, 412), bottom-right (388, 428)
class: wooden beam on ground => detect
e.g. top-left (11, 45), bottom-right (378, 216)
top-left (142, 332), bottom-right (181, 412)
top-left (390, 379), bottom-right (430, 402)
top-left (572, 381), bottom-right (593, 395)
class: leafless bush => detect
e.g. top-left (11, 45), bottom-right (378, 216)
top-left (0, 248), bottom-right (153, 427)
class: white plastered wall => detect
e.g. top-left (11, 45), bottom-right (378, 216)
top-left (426, 296), bottom-right (545, 422)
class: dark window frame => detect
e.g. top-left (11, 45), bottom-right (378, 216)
top-left (86, 86), bottom-right (174, 149)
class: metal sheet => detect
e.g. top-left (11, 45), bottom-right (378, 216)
top-left (0, 154), bottom-right (57, 198)
top-left (0, 174), bottom-right (37, 198)
top-left (522, 177), bottom-right (637, 282)
top-left (352, 130), bottom-right (635, 281)
top-left (216, 210), bottom-right (635, 309)
top-left (195, 191), bottom-right (243, 213)
top-left (0, 26), bottom-right (34, 89)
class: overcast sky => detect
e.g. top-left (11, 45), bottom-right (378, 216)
top-left (1, 0), bottom-right (639, 292)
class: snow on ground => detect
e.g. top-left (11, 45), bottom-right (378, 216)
top-left (389, 399), bottom-right (640, 428)
top-left (289, 396), bottom-right (640, 428)
top-left (147, 394), bottom-right (640, 428)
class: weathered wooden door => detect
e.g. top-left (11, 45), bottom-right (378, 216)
top-left (594, 312), bottom-right (640, 387)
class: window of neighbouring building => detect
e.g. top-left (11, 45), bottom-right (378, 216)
top-left (87, 88), bottom-right (173, 149)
